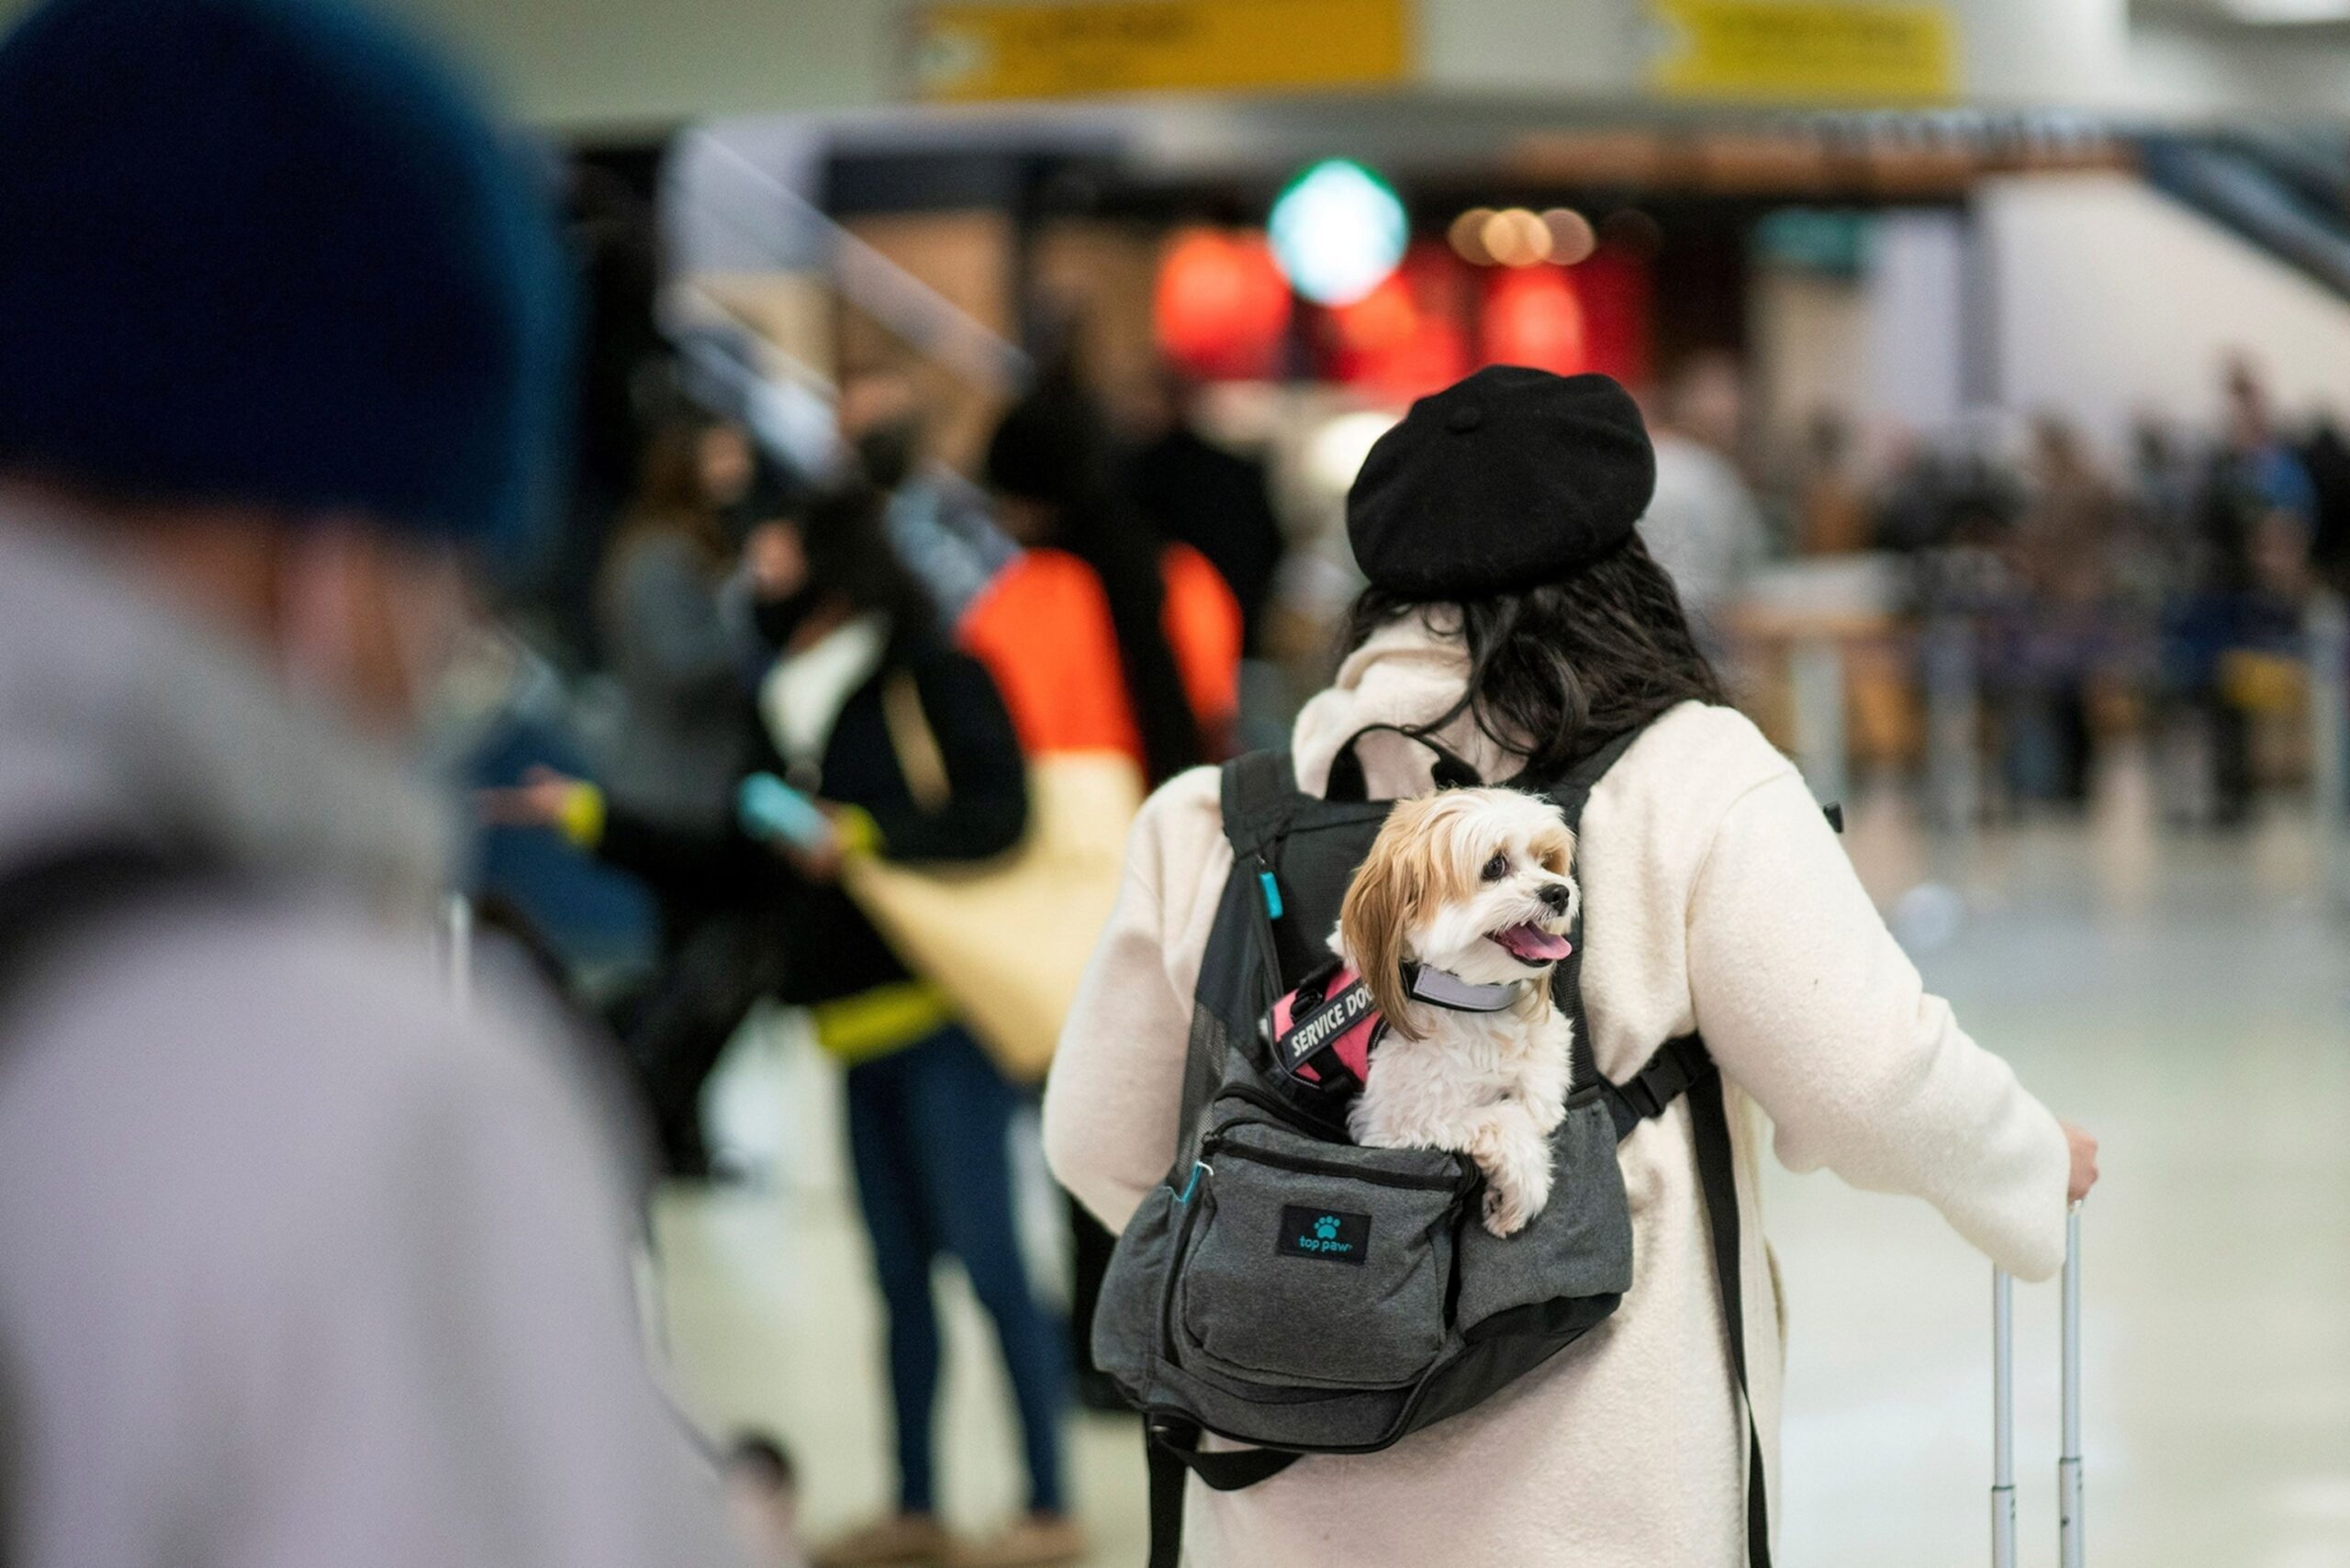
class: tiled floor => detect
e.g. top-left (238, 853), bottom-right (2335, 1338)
top-left (653, 774), bottom-right (2350, 1567)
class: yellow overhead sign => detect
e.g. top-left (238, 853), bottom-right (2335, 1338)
top-left (1651, 0), bottom-right (1958, 105)
top-left (909, 0), bottom-right (1413, 103)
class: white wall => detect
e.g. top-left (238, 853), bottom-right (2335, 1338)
top-left (1865, 210), bottom-right (1971, 436)
top-left (1750, 267), bottom-right (1872, 441)
top-left (2121, 18), bottom-right (2350, 118)
top-left (1980, 170), bottom-right (2350, 454)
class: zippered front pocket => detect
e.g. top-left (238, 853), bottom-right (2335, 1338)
top-left (1172, 1116), bottom-right (1466, 1391)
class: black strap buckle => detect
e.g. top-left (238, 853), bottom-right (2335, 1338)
top-left (1604, 1035), bottom-right (1715, 1141)
top-left (1617, 1070), bottom-right (1673, 1122)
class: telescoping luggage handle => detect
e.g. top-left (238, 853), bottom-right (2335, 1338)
top-left (1993, 1203), bottom-right (2083, 1568)
top-left (441, 893), bottom-right (473, 1016)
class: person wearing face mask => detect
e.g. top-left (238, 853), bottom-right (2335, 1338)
top-left (498, 487), bottom-right (1086, 1568)
top-left (835, 364), bottom-right (1015, 621)
top-left (0, 3), bottom-right (742, 1567)
top-left (597, 411), bottom-right (774, 833)
top-left (572, 412), bottom-right (792, 1176)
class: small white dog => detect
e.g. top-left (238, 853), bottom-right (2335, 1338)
top-left (1333, 788), bottom-right (1581, 1238)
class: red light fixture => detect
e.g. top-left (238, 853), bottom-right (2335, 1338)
top-left (1481, 266), bottom-right (1587, 375)
top-left (1154, 227), bottom-right (1292, 380)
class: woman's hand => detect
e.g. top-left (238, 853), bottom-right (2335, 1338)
top-left (476, 766), bottom-right (583, 828)
top-left (2061, 1121), bottom-right (2099, 1204)
top-left (742, 520), bottom-right (806, 599)
top-left (778, 833), bottom-right (845, 884)
top-left (769, 800), bottom-right (856, 883)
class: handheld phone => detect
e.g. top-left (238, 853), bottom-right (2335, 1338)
top-left (736, 772), bottom-right (836, 852)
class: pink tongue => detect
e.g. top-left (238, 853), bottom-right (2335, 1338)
top-left (1495, 924), bottom-right (1572, 963)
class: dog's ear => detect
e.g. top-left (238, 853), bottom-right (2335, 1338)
top-left (1340, 801), bottom-right (1431, 1041)
top-left (1538, 820), bottom-right (1577, 879)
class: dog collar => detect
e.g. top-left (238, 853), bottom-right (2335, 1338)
top-left (1263, 959), bottom-right (1540, 1096)
top-left (1403, 963), bottom-right (1524, 1014)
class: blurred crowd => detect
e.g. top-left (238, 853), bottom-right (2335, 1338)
top-left (470, 342), bottom-right (2349, 1170)
top-left (1640, 353), bottom-right (2344, 823)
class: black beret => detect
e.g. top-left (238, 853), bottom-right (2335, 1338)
top-left (1347, 366), bottom-right (1656, 599)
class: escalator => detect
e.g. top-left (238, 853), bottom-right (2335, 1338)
top-left (2138, 127), bottom-right (2350, 300)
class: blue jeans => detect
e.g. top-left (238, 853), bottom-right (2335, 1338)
top-left (844, 1025), bottom-right (1069, 1515)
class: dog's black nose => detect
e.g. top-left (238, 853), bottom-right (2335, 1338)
top-left (1539, 882), bottom-right (1572, 913)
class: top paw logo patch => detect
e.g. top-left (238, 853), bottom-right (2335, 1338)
top-left (1278, 1204), bottom-right (1370, 1266)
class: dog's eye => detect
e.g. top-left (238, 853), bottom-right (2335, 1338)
top-left (1481, 852), bottom-right (1509, 882)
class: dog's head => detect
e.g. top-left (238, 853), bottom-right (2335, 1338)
top-left (1336, 787), bottom-right (1580, 1040)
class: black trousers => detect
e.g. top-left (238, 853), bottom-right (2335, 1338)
top-left (618, 909), bottom-right (788, 1175)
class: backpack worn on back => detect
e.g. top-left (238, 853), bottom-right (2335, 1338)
top-left (1090, 724), bottom-right (1772, 1568)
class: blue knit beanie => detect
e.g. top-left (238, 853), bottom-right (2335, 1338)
top-left (0, 0), bottom-right (571, 555)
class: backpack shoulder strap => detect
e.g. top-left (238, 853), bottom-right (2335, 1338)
top-left (1550, 717), bottom-right (1771, 1562)
top-left (1218, 747), bottom-right (1297, 860)
top-left (1165, 751), bottom-right (1299, 1179)
top-left (0, 842), bottom-right (207, 1027)
top-left (1544, 723), bottom-right (1650, 834)
top-left (1144, 1418), bottom-right (1298, 1568)
top-left (1606, 1033), bottom-right (1774, 1568)
top-left (1532, 722), bottom-right (1653, 1094)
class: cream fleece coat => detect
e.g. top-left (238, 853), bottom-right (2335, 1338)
top-left (1042, 615), bottom-right (2071, 1568)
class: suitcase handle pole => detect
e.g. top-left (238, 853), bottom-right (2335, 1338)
top-left (2060, 1204), bottom-right (2084, 1568)
top-left (442, 892), bottom-right (473, 1017)
top-left (1993, 1204), bottom-right (2083, 1568)
top-left (1992, 1267), bottom-right (2017, 1568)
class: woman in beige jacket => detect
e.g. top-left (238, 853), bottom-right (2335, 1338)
top-left (1043, 367), bottom-right (2098, 1566)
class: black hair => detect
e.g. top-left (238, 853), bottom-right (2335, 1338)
top-left (986, 383), bottom-right (1203, 785)
top-left (799, 482), bottom-right (940, 655)
top-left (1342, 533), bottom-right (1726, 781)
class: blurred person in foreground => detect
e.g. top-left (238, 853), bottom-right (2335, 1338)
top-left (0, 1), bottom-right (736, 1566)
top-left (1639, 351), bottom-right (1770, 647)
top-left (492, 487), bottom-right (1083, 1568)
top-left (968, 380), bottom-right (1241, 1414)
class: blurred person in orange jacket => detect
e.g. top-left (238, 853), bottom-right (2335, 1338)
top-left (1122, 366), bottom-right (1287, 654)
top-left (968, 380), bottom-right (1242, 783)
top-left (965, 379), bottom-right (1242, 1415)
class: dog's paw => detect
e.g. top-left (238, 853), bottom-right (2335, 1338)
top-left (1482, 1182), bottom-right (1534, 1238)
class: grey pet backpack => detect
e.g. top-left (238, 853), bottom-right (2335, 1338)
top-left (1091, 724), bottom-right (1771, 1567)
